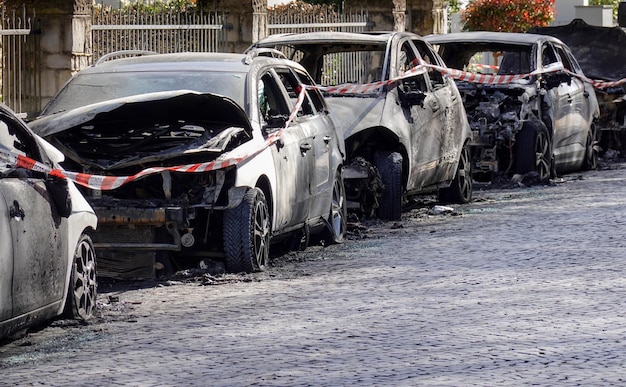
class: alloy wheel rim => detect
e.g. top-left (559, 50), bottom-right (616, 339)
top-left (253, 200), bottom-right (270, 269)
top-left (74, 239), bottom-right (96, 318)
top-left (535, 131), bottom-right (551, 180)
top-left (331, 179), bottom-right (346, 240)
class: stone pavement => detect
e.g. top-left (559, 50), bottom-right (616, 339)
top-left (2, 163), bottom-right (626, 386)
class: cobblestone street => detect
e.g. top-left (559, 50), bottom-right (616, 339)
top-left (2, 162), bottom-right (626, 386)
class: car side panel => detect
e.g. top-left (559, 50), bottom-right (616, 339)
top-left (431, 78), bottom-right (468, 183)
top-left (552, 77), bottom-right (588, 167)
top-left (306, 113), bottom-right (336, 219)
top-left (270, 124), bottom-right (314, 231)
top-left (0, 186), bottom-right (12, 322)
top-left (2, 179), bottom-right (68, 317)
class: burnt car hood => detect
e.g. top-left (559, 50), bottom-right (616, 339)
top-left (28, 91), bottom-right (253, 171)
top-left (529, 19), bottom-right (626, 82)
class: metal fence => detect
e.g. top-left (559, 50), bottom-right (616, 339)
top-left (268, 6), bottom-right (371, 34)
top-left (0, 5), bottom-right (40, 115)
top-left (91, 5), bottom-right (229, 63)
top-left (268, 6), bottom-right (373, 86)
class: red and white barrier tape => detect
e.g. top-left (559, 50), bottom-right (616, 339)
top-left (0, 130), bottom-right (282, 191)
top-left (318, 60), bottom-right (625, 92)
top-left (3, 60), bottom-right (623, 191)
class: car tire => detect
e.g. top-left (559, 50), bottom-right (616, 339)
top-left (374, 151), bottom-right (403, 221)
top-left (324, 170), bottom-right (347, 244)
top-left (64, 234), bottom-right (97, 321)
top-left (515, 123), bottom-right (551, 180)
top-left (223, 188), bottom-right (271, 273)
top-left (155, 251), bottom-right (175, 279)
top-left (583, 123), bottom-right (598, 170)
top-left (438, 143), bottom-right (473, 204)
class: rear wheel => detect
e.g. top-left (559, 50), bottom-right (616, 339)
top-left (324, 171), bottom-right (347, 244)
top-left (515, 124), bottom-right (551, 180)
top-left (438, 143), bottom-right (473, 204)
top-left (223, 188), bottom-right (271, 273)
top-left (583, 123), bottom-right (598, 170)
top-left (374, 151), bottom-right (403, 221)
top-left (64, 234), bottom-right (97, 321)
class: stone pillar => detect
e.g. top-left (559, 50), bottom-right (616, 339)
top-left (197, 0), bottom-right (255, 52)
top-left (393, 0), bottom-right (407, 32)
top-left (252, 0), bottom-right (268, 43)
top-left (407, 0), bottom-right (447, 36)
top-left (432, 1), bottom-right (448, 34)
top-left (4, 0), bottom-right (92, 108)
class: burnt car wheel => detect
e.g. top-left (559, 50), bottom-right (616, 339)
top-left (515, 124), bottom-right (551, 181)
top-left (583, 124), bottom-right (598, 170)
top-left (325, 171), bottom-right (347, 244)
top-left (374, 151), bottom-right (403, 221)
top-left (438, 143), bottom-right (473, 204)
top-left (223, 188), bottom-right (271, 273)
top-left (64, 234), bottom-right (97, 321)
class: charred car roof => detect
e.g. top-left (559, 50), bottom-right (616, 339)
top-left (78, 52), bottom-right (254, 74)
top-left (248, 31), bottom-right (427, 53)
top-left (424, 31), bottom-right (565, 46)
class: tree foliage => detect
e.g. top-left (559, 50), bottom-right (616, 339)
top-left (462, 0), bottom-right (555, 32)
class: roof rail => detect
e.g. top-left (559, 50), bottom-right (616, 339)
top-left (246, 48), bottom-right (287, 59)
top-left (94, 50), bottom-right (158, 66)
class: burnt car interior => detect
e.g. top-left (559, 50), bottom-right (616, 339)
top-left (435, 42), bottom-right (534, 76)
top-left (282, 44), bottom-right (388, 87)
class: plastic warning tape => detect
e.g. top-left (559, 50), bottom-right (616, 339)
top-left (5, 60), bottom-right (623, 190)
top-left (0, 130), bottom-right (282, 191)
top-left (285, 85), bottom-right (307, 128)
top-left (0, 85), bottom-right (303, 192)
top-left (318, 60), bottom-right (626, 92)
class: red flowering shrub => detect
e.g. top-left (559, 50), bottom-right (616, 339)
top-left (462, 0), bottom-right (555, 32)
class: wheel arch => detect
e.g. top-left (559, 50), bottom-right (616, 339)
top-left (345, 126), bottom-right (410, 187)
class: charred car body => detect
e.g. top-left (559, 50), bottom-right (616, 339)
top-left (249, 32), bottom-right (473, 220)
top-left (0, 103), bottom-right (97, 339)
top-left (529, 19), bottom-right (626, 157)
top-left (424, 32), bottom-right (600, 181)
top-left (29, 52), bottom-right (346, 278)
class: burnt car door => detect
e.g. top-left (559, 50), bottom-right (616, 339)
top-left (288, 67), bottom-right (337, 219)
top-left (0, 178), bottom-right (11, 323)
top-left (552, 43), bottom-right (592, 166)
top-left (395, 39), bottom-right (445, 188)
top-left (540, 42), bottom-right (585, 166)
top-left (414, 39), bottom-right (465, 182)
top-left (259, 69), bottom-right (314, 231)
top-left (0, 113), bottom-right (67, 318)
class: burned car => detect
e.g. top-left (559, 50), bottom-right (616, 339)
top-left (29, 52), bottom-right (346, 278)
top-left (529, 19), bottom-right (626, 157)
top-left (248, 32), bottom-right (474, 220)
top-left (0, 103), bottom-right (97, 339)
top-left (424, 32), bottom-right (600, 180)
